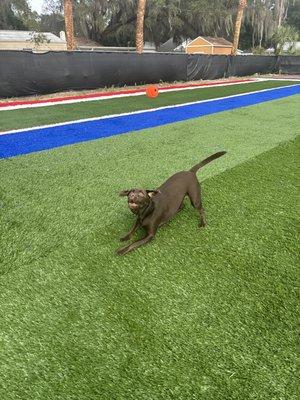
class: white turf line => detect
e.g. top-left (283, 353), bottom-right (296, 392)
top-left (0, 79), bottom-right (260, 111)
top-left (1, 78), bottom-right (299, 112)
top-left (256, 77), bottom-right (300, 81)
top-left (1, 83), bottom-right (298, 137)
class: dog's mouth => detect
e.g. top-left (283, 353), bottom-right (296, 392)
top-left (129, 202), bottom-right (139, 210)
top-left (128, 191), bottom-right (150, 213)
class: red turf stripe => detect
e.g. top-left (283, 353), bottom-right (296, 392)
top-left (0, 79), bottom-right (254, 108)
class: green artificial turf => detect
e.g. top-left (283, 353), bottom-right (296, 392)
top-left (0, 80), bottom-right (297, 132)
top-left (0, 96), bottom-right (299, 399)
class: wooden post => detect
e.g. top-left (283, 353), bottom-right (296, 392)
top-left (232, 0), bottom-right (247, 55)
top-left (64, 0), bottom-right (75, 51)
top-left (136, 0), bottom-right (147, 54)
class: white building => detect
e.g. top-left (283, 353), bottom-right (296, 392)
top-left (0, 30), bottom-right (67, 52)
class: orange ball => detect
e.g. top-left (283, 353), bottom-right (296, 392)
top-left (146, 85), bottom-right (159, 98)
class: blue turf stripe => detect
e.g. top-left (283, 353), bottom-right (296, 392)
top-left (0, 85), bottom-right (299, 159)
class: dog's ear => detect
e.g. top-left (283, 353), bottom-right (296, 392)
top-left (119, 190), bottom-right (131, 197)
top-left (146, 189), bottom-right (161, 198)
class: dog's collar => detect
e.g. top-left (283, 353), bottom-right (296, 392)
top-left (138, 199), bottom-right (154, 220)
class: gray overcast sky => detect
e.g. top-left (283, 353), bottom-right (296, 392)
top-left (28, 0), bottom-right (44, 14)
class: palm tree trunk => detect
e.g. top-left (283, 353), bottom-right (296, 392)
top-left (232, 0), bottom-right (247, 55)
top-left (251, 0), bottom-right (256, 48)
top-left (136, 0), bottom-right (147, 54)
top-left (64, 0), bottom-right (75, 50)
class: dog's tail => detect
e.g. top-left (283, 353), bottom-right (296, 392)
top-left (189, 151), bottom-right (226, 174)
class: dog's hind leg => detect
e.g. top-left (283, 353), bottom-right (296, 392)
top-left (178, 200), bottom-right (185, 212)
top-left (188, 183), bottom-right (206, 228)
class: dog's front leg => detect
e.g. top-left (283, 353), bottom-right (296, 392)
top-left (116, 224), bottom-right (157, 256)
top-left (120, 218), bottom-right (140, 242)
top-left (116, 234), bottom-right (154, 256)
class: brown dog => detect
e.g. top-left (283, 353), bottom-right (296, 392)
top-left (117, 151), bottom-right (226, 255)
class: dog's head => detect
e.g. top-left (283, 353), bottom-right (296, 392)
top-left (119, 189), bottom-right (160, 214)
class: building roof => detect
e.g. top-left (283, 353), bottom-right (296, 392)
top-left (159, 36), bottom-right (233, 52)
top-left (190, 36), bottom-right (233, 47)
top-left (75, 37), bottom-right (101, 47)
top-left (158, 38), bottom-right (178, 52)
top-left (0, 30), bottom-right (65, 43)
top-left (158, 37), bottom-right (189, 52)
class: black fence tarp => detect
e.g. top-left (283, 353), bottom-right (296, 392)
top-left (279, 56), bottom-right (300, 75)
top-left (0, 51), bottom-right (187, 98)
top-left (0, 50), bottom-right (299, 98)
top-left (187, 55), bottom-right (228, 80)
top-left (226, 55), bottom-right (279, 77)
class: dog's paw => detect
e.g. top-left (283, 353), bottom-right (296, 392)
top-left (198, 221), bottom-right (206, 228)
top-left (116, 246), bottom-right (129, 256)
top-left (120, 235), bottom-right (130, 242)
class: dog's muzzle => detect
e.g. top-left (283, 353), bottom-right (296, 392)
top-left (129, 202), bottom-right (139, 212)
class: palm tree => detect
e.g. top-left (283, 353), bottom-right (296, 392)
top-left (64, 0), bottom-right (75, 50)
top-left (232, 0), bottom-right (247, 55)
top-left (136, 0), bottom-right (147, 53)
top-left (272, 24), bottom-right (299, 55)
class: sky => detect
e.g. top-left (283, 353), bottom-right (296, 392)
top-left (28, 0), bottom-right (44, 14)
